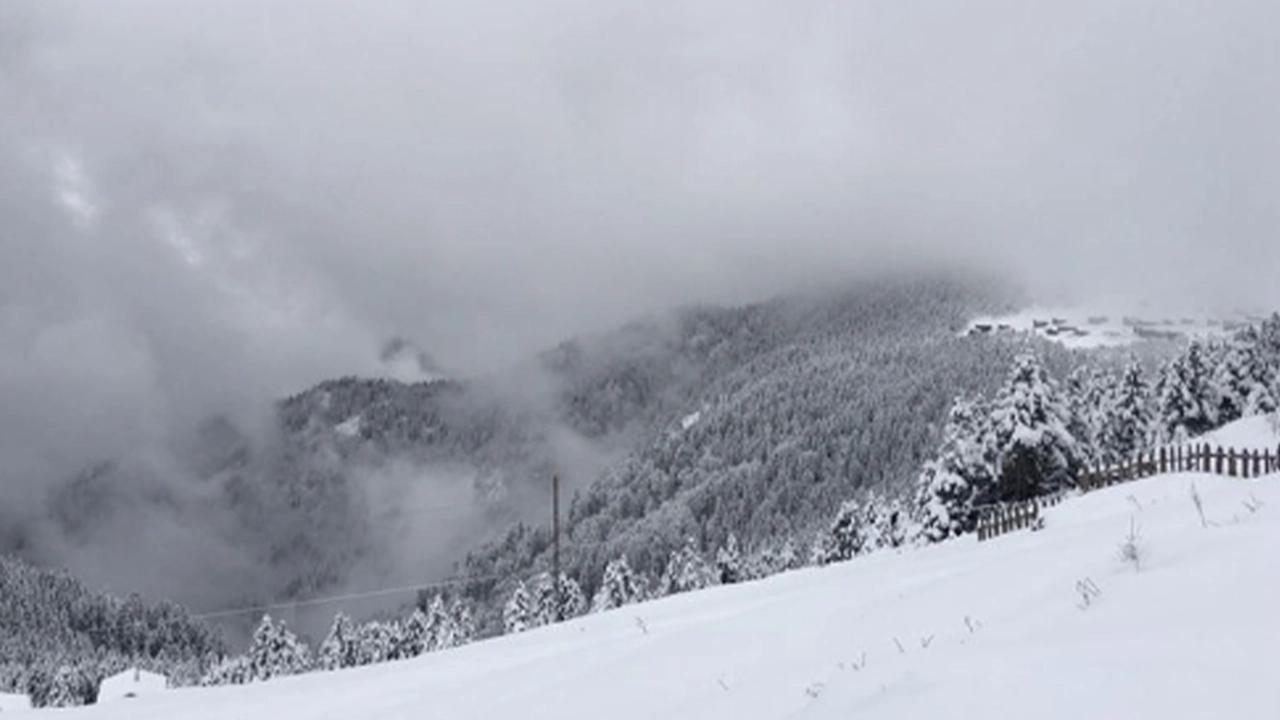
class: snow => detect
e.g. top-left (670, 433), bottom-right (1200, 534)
top-left (681, 411), bottom-right (702, 430)
top-left (1199, 413), bottom-right (1280, 451)
top-left (97, 669), bottom-right (167, 703)
top-left (40, 474), bottom-right (1280, 719)
top-left (334, 414), bottom-right (362, 438)
top-left (0, 692), bottom-right (31, 712)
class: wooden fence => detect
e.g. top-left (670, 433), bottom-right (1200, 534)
top-left (978, 442), bottom-right (1279, 542)
top-left (975, 492), bottom-right (1066, 541)
top-left (1078, 443), bottom-right (1280, 491)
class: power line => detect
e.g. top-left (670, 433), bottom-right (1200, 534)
top-left (192, 572), bottom-right (507, 621)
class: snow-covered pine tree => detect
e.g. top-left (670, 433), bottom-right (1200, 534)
top-left (714, 534), bottom-right (743, 584)
top-left (658, 538), bottom-right (716, 595)
top-left (246, 615), bottom-right (312, 681)
top-left (44, 664), bottom-right (94, 707)
top-left (354, 620), bottom-right (401, 666)
top-left (200, 655), bottom-right (251, 686)
top-left (1065, 366), bottom-right (1109, 465)
top-left (1154, 341), bottom-right (1220, 442)
top-left (912, 396), bottom-right (998, 542)
top-left (317, 613), bottom-right (360, 670)
top-left (988, 353), bottom-right (1080, 500)
top-left (529, 572), bottom-right (586, 626)
top-left (871, 495), bottom-right (906, 550)
top-left (397, 608), bottom-right (431, 659)
top-left (502, 581), bottom-right (533, 634)
top-left (1215, 329), bottom-right (1277, 419)
top-left (422, 594), bottom-right (459, 650)
top-left (1098, 362), bottom-right (1153, 464)
top-left (449, 598), bottom-right (477, 646)
top-left (814, 499), bottom-right (866, 565)
top-left (591, 556), bottom-right (646, 612)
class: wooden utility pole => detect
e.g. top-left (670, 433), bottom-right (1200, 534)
top-left (552, 474), bottom-right (562, 622)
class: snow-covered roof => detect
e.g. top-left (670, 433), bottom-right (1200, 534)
top-left (98, 668), bottom-right (167, 702)
top-left (0, 691), bottom-right (31, 712)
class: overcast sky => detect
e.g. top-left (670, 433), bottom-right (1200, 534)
top-left (2, 0), bottom-right (1279, 486)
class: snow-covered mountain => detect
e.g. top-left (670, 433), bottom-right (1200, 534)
top-left (39, 461), bottom-right (1280, 719)
top-left (21, 278), bottom-right (1042, 629)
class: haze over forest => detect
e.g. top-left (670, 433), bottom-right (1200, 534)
top-left (2, 0), bottom-right (1279, 624)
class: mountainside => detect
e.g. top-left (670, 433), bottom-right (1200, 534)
top-left (45, 469), bottom-right (1280, 720)
top-left (0, 555), bottom-right (223, 707)
top-left (18, 276), bottom-right (1091, 635)
top-left (456, 280), bottom-right (1101, 631)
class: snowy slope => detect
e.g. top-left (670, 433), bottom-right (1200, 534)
top-left (1200, 413), bottom-right (1280, 451)
top-left (44, 473), bottom-right (1280, 720)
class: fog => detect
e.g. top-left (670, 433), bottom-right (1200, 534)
top-left (2, 0), bottom-right (1278, 613)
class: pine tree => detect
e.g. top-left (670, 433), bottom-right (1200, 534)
top-left (449, 599), bottom-right (477, 646)
top-left (45, 664), bottom-right (94, 707)
top-left (246, 615), bottom-right (311, 681)
top-left (1065, 366), bottom-right (1109, 465)
top-left (1154, 342), bottom-right (1220, 441)
top-left (1098, 362), bottom-right (1153, 464)
top-left (591, 556), bottom-right (647, 612)
top-left (989, 354), bottom-right (1080, 500)
top-left (871, 495), bottom-right (907, 550)
top-left (814, 499), bottom-right (866, 565)
top-left (354, 620), bottom-right (401, 666)
top-left (658, 538), bottom-right (716, 595)
top-left (529, 572), bottom-right (586, 626)
top-left (912, 396), bottom-right (998, 542)
top-left (397, 608), bottom-right (431, 659)
top-left (422, 595), bottom-right (459, 650)
top-left (714, 534), bottom-right (743, 584)
top-left (1215, 330), bottom-right (1277, 419)
top-left (318, 613), bottom-right (360, 670)
top-left (502, 582), bottom-right (533, 634)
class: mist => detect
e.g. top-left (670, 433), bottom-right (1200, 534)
top-left (2, 0), bottom-right (1279, 616)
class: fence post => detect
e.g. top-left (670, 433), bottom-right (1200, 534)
top-left (1228, 448), bottom-right (1237, 477)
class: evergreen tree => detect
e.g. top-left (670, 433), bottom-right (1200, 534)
top-left (317, 613), bottom-right (360, 670)
top-left (989, 354), bottom-right (1079, 499)
top-left (912, 396), bottom-right (997, 541)
top-left (502, 582), bottom-right (533, 634)
top-left (591, 556), bottom-right (647, 612)
top-left (396, 609), bottom-right (431, 659)
top-left (354, 620), bottom-right (400, 666)
top-left (1098, 362), bottom-right (1153, 464)
top-left (714, 534), bottom-right (744, 584)
top-left (869, 495), bottom-right (907, 550)
top-left (449, 599), bottom-right (477, 646)
top-left (658, 538), bottom-right (716, 596)
top-left (814, 499), bottom-right (866, 565)
top-left (1065, 367), bottom-right (1109, 465)
top-left (1215, 330), bottom-right (1277, 419)
top-left (44, 664), bottom-right (95, 707)
top-left (422, 595), bottom-right (459, 650)
top-left (529, 573), bottom-right (586, 626)
top-left (246, 615), bottom-right (311, 681)
top-left (1154, 342), bottom-right (1220, 441)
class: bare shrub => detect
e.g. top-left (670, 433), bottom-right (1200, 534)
top-left (1117, 516), bottom-right (1145, 572)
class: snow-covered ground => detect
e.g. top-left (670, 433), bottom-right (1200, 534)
top-left (39, 470), bottom-right (1279, 719)
top-left (1200, 413), bottom-right (1280, 451)
top-left (964, 305), bottom-right (1256, 349)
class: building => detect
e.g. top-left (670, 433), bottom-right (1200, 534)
top-left (0, 691), bottom-right (32, 712)
top-left (98, 668), bottom-right (167, 703)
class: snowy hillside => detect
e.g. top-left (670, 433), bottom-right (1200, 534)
top-left (44, 471), bottom-right (1279, 720)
